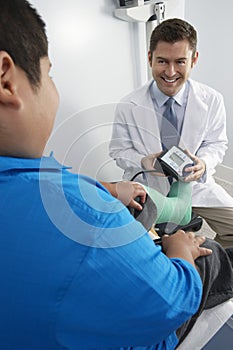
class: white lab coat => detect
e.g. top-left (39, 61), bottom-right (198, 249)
top-left (109, 79), bottom-right (233, 207)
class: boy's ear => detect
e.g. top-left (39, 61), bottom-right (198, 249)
top-left (0, 51), bottom-right (22, 109)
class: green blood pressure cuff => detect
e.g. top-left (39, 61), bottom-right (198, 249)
top-left (144, 181), bottom-right (192, 226)
top-left (127, 168), bottom-right (192, 230)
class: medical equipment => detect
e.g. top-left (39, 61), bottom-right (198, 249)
top-left (128, 149), bottom-right (203, 238)
top-left (130, 146), bottom-right (193, 182)
top-left (154, 146), bottom-right (194, 181)
top-left (115, 1), bottom-right (165, 24)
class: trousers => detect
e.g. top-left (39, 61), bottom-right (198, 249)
top-left (192, 207), bottom-right (233, 248)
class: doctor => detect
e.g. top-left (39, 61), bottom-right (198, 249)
top-left (109, 18), bottom-right (233, 248)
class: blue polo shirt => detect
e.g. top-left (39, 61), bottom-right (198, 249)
top-left (0, 155), bottom-right (202, 349)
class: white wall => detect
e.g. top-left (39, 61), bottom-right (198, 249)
top-left (32, 0), bottom-right (136, 125)
top-left (31, 0), bottom-right (138, 181)
top-left (185, 0), bottom-right (233, 169)
top-left (30, 1), bottom-right (185, 181)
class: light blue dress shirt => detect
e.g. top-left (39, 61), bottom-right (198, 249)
top-left (149, 81), bottom-right (190, 135)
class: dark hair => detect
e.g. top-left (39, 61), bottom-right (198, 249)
top-left (149, 18), bottom-right (197, 57)
top-left (0, 0), bottom-right (48, 89)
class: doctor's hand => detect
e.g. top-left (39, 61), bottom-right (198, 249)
top-left (141, 152), bottom-right (165, 176)
top-left (101, 181), bottom-right (147, 211)
top-left (183, 150), bottom-right (206, 182)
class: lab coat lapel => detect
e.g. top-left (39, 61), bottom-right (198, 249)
top-left (130, 81), bottom-right (162, 154)
top-left (179, 80), bottom-right (208, 153)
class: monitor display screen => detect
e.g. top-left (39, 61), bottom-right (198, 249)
top-left (169, 152), bottom-right (184, 166)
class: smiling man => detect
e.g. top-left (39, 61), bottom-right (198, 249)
top-left (148, 38), bottom-right (198, 97)
top-left (109, 18), bottom-right (233, 248)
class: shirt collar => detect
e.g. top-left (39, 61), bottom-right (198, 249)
top-left (150, 80), bottom-right (188, 107)
top-left (0, 152), bottom-right (71, 173)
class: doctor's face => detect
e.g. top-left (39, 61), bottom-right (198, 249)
top-left (149, 39), bottom-right (198, 97)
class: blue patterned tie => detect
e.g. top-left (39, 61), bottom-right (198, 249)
top-left (161, 97), bottom-right (179, 150)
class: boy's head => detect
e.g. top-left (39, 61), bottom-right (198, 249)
top-left (0, 0), bottom-right (48, 89)
top-left (0, 0), bottom-right (59, 158)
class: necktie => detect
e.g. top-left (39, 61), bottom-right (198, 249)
top-left (161, 97), bottom-right (180, 150)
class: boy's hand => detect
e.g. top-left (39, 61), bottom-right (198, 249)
top-left (101, 181), bottom-right (147, 210)
top-left (162, 230), bottom-right (212, 268)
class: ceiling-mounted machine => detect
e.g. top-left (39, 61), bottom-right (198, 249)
top-left (115, 1), bottom-right (165, 26)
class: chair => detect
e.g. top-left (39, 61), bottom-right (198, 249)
top-left (177, 300), bottom-right (233, 350)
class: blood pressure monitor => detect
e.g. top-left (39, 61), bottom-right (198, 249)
top-left (155, 146), bottom-right (194, 181)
